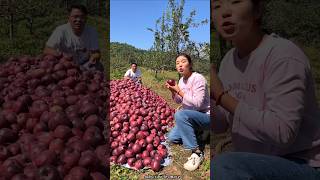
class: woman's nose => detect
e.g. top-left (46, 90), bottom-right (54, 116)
top-left (221, 4), bottom-right (232, 18)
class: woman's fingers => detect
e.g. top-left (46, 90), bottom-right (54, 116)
top-left (165, 82), bottom-right (171, 89)
top-left (166, 83), bottom-right (177, 93)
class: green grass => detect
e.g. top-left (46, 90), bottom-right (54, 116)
top-left (111, 165), bottom-right (140, 180)
top-left (140, 67), bottom-right (180, 109)
top-left (110, 67), bottom-right (211, 180)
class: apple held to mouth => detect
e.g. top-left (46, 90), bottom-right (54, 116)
top-left (166, 79), bottom-right (175, 86)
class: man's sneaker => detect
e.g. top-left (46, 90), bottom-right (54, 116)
top-left (183, 153), bottom-right (204, 171)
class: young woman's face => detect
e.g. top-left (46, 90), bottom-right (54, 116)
top-left (212, 0), bottom-right (259, 41)
top-left (176, 56), bottom-right (192, 76)
top-left (131, 64), bottom-right (137, 72)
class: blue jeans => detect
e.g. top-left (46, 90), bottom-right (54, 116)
top-left (211, 152), bottom-right (320, 180)
top-left (167, 110), bottom-right (210, 150)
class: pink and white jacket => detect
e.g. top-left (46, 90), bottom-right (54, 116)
top-left (173, 72), bottom-right (210, 115)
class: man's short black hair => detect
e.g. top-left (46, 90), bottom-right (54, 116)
top-left (68, 4), bottom-right (88, 15)
top-left (131, 63), bottom-right (138, 66)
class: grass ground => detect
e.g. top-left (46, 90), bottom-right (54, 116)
top-left (110, 67), bottom-right (210, 180)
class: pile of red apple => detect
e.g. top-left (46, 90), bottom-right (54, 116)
top-left (110, 79), bottom-right (175, 171)
top-left (0, 54), bottom-right (107, 179)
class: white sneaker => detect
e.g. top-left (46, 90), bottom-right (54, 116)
top-left (183, 153), bottom-right (204, 171)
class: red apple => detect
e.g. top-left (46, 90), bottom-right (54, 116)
top-left (166, 79), bottom-right (175, 86)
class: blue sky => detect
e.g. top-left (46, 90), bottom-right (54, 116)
top-left (111, 0), bottom-right (210, 50)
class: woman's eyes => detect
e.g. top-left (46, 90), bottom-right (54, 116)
top-left (176, 61), bottom-right (186, 65)
top-left (231, 0), bottom-right (241, 4)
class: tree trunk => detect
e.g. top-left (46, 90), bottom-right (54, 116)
top-left (9, 13), bottom-right (13, 40)
top-left (196, 45), bottom-right (200, 58)
top-left (176, 47), bottom-right (179, 54)
top-left (97, 0), bottom-right (101, 16)
top-left (65, 0), bottom-right (68, 9)
top-left (30, 21), bottom-right (33, 34)
top-left (86, 0), bottom-right (89, 11)
top-left (28, 16), bottom-right (33, 34)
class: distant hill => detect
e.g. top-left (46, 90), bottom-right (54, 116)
top-left (110, 42), bottom-right (147, 61)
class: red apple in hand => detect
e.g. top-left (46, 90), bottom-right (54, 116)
top-left (166, 79), bottom-right (175, 86)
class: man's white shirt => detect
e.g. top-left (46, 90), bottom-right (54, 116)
top-left (46, 23), bottom-right (99, 65)
top-left (124, 68), bottom-right (142, 81)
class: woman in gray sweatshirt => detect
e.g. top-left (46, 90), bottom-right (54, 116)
top-left (211, 0), bottom-right (320, 179)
